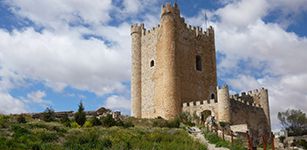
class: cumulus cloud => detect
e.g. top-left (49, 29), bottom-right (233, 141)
top-left (0, 27), bottom-right (130, 96)
top-left (5, 0), bottom-right (113, 28)
top-left (26, 90), bottom-right (46, 103)
top-left (0, 92), bottom-right (26, 114)
top-left (104, 95), bottom-right (131, 114)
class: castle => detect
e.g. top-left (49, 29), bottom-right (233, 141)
top-left (131, 3), bottom-right (271, 135)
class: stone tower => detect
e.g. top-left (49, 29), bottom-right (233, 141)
top-left (217, 85), bottom-right (231, 122)
top-left (131, 3), bottom-right (217, 119)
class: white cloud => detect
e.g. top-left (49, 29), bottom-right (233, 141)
top-left (26, 90), bottom-right (46, 103)
top-left (216, 0), bottom-right (268, 28)
top-left (6, 0), bottom-right (113, 29)
top-left (104, 95), bottom-right (131, 114)
top-left (0, 92), bottom-right (26, 114)
top-left (0, 26), bottom-right (130, 96)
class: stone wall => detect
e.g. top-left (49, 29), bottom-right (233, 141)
top-left (141, 26), bottom-right (159, 118)
top-left (182, 99), bottom-right (218, 117)
top-left (230, 99), bottom-right (269, 136)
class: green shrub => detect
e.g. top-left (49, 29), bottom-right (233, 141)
top-left (203, 129), bottom-right (245, 150)
top-left (71, 122), bottom-right (81, 128)
top-left (167, 117), bottom-right (180, 128)
top-left (74, 102), bottom-right (86, 126)
top-left (298, 139), bottom-right (307, 149)
top-left (101, 114), bottom-right (116, 127)
top-left (17, 115), bottom-right (27, 124)
top-left (178, 112), bottom-right (195, 126)
top-left (0, 115), bottom-right (10, 128)
top-left (83, 121), bottom-right (93, 127)
top-left (11, 124), bottom-right (31, 137)
top-left (153, 118), bottom-right (168, 127)
top-left (43, 107), bottom-right (55, 122)
top-left (60, 113), bottom-right (71, 127)
top-left (90, 117), bottom-right (101, 126)
top-left (35, 130), bottom-right (58, 142)
top-left (153, 117), bottom-right (180, 128)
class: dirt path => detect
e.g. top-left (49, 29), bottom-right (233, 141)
top-left (188, 127), bottom-right (229, 150)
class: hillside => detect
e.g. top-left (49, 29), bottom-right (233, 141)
top-left (0, 115), bottom-right (206, 150)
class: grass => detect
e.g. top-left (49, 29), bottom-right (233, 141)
top-left (0, 115), bottom-right (207, 150)
top-left (202, 128), bottom-right (246, 150)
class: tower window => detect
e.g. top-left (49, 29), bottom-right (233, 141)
top-left (211, 93), bottom-right (215, 99)
top-left (150, 60), bottom-right (155, 67)
top-left (196, 55), bottom-right (202, 71)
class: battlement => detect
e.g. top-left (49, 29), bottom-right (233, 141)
top-left (131, 23), bottom-right (144, 35)
top-left (229, 87), bottom-right (268, 108)
top-left (142, 24), bottom-right (161, 37)
top-left (182, 99), bottom-right (217, 107)
top-left (183, 24), bottom-right (214, 38)
top-left (231, 98), bottom-right (262, 108)
top-left (161, 3), bottom-right (180, 17)
top-left (233, 87), bottom-right (268, 97)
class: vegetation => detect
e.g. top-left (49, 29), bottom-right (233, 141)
top-left (202, 128), bottom-right (246, 150)
top-left (278, 109), bottom-right (307, 136)
top-left (74, 102), bottom-right (86, 126)
top-left (43, 107), bottom-right (55, 122)
top-left (17, 115), bottom-right (27, 124)
top-left (152, 117), bottom-right (180, 128)
top-left (0, 115), bottom-right (206, 150)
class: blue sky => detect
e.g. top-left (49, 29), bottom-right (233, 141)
top-left (0, 0), bottom-right (307, 130)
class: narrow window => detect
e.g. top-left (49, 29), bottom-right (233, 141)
top-left (196, 55), bottom-right (202, 71)
top-left (211, 93), bottom-right (215, 99)
top-left (150, 60), bottom-right (155, 67)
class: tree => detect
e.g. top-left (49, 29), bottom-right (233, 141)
top-left (60, 113), bottom-right (71, 127)
top-left (17, 115), bottom-right (27, 124)
top-left (74, 102), bottom-right (86, 126)
top-left (278, 109), bottom-right (307, 136)
top-left (43, 107), bottom-right (55, 122)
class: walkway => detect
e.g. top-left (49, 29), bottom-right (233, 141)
top-left (188, 127), bottom-right (229, 150)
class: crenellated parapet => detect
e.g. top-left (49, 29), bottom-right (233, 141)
top-left (130, 23), bottom-right (144, 35)
top-left (182, 99), bottom-right (217, 108)
top-left (161, 3), bottom-right (180, 17)
top-left (230, 97), bottom-right (262, 109)
top-left (184, 24), bottom-right (214, 38)
top-left (229, 87), bottom-right (269, 106)
top-left (142, 24), bottom-right (161, 37)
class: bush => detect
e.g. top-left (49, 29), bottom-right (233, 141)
top-left (0, 115), bottom-right (10, 128)
top-left (153, 117), bottom-right (180, 128)
top-left (178, 112), bottom-right (194, 126)
top-left (71, 122), bottom-right (81, 128)
top-left (83, 121), bottom-right (93, 128)
top-left (153, 118), bottom-right (169, 127)
top-left (90, 117), bottom-right (101, 126)
top-left (203, 129), bottom-right (245, 150)
top-left (43, 107), bottom-right (55, 122)
top-left (101, 114), bottom-right (116, 127)
top-left (167, 117), bottom-right (180, 128)
top-left (298, 139), bottom-right (307, 149)
top-left (74, 102), bottom-right (86, 127)
top-left (17, 115), bottom-right (27, 124)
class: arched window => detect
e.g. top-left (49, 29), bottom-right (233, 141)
top-left (150, 60), bottom-right (155, 67)
top-left (196, 55), bottom-right (202, 71)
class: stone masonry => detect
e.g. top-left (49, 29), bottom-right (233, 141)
top-left (131, 2), bottom-right (271, 137)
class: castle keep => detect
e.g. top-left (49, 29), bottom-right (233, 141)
top-left (131, 3), bottom-right (271, 134)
